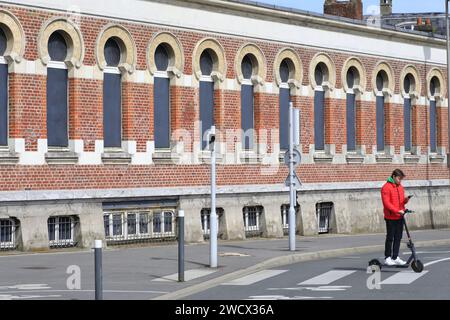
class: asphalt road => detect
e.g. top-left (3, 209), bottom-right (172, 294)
top-left (186, 245), bottom-right (450, 300)
top-left (1, 236), bottom-right (449, 300)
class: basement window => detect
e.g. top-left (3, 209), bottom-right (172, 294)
top-left (243, 206), bottom-right (263, 237)
top-left (104, 210), bottom-right (176, 245)
top-left (0, 219), bottom-right (18, 251)
top-left (48, 216), bottom-right (77, 248)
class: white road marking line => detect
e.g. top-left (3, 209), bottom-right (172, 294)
top-left (380, 271), bottom-right (429, 285)
top-left (0, 294), bottom-right (62, 300)
top-left (424, 257), bottom-right (450, 267)
top-left (268, 286), bottom-right (351, 292)
top-left (303, 286), bottom-right (351, 292)
top-left (0, 289), bottom-right (168, 294)
top-left (0, 284), bottom-right (51, 290)
top-left (152, 269), bottom-right (217, 282)
top-left (221, 270), bottom-right (288, 286)
top-left (298, 270), bottom-right (357, 286)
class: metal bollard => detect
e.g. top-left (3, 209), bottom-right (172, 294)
top-left (94, 240), bottom-right (103, 300)
top-left (178, 210), bottom-right (185, 282)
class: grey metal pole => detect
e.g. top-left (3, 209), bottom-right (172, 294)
top-left (446, 0), bottom-right (450, 169)
top-left (210, 126), bottom-right (218, 268)
top-left (94, 240), bottom-right (103, 300)
top-left (178, 210), bottom-right (185, 282)
top-left (288, 102), bottom-right (296, 251)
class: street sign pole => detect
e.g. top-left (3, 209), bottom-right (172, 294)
top-left (210, 126), bottom-right (218, 268)
top-left (288, 102), bottom-right (296, 251)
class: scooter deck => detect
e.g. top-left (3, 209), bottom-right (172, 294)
top-left (380, 264), bottom-right (409, 268)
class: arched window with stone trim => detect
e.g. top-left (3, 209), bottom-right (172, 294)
top-left (314, 62), bottom-right (328, 151)
top-left (375, 70), bottom-right (388, 152)
top-left (0, 27), bottom-right (8, 147)
top-left (103, 37), bottom-right (122, 149)
top-left (199, 49), bottom-right (215, 150)
top-left (0, 10), bottom-right (25, 158)
top-left (240, 54), bottom-right (255, 150)
top-left (403, 73), bottom-right (415, 153)
top-left (46, 31), bottom-right (69, 148)
top-left (153, 44), bottom-right (171, 149)
top-left (429, 76), bottom-right (440, 154)
top-left (279, 59), bottom-right (291, 150)
top-left (345, 67), bottom-right (358, 152)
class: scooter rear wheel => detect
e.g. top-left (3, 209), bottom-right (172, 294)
top-left (411, 260), bottom-right (424, 273)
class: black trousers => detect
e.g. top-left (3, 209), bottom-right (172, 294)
top-left (385, 219), bottom-right (404, 260)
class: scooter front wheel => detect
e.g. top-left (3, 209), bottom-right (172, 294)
top-left (411, 260), bottom-right (424, 273)
top-left (369, 259), bottom-right (382, 270)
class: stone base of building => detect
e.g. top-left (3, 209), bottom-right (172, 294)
top-left (1, 183), bottom-right (449, 252)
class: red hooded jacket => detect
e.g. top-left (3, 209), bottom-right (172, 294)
top-left (381, 177), bottom-right (407, 220)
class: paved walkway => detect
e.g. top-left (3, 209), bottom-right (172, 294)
top-left (0, 228), bottom-right (449, 300)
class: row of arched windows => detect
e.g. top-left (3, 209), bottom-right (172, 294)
top-left (0, 11), bottom-right (446, 157)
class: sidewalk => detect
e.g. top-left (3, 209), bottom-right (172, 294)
top-left (0, 228), bottom-right (449, 300)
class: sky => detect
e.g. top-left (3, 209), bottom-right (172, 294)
top-left (255, 0), bottom-right (446, 14)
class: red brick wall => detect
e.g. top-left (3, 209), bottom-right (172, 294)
top-left (0, 4), bottom-right (449, 193)
top-left (8, 73), bottom-right (47, 151)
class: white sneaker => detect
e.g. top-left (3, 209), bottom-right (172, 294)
top-left (393, 257), bottom-right (407, 266)
top-left (385, 257), bottom-right (396, 266)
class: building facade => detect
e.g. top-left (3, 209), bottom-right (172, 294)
top-left (0, 0), bottom-right (449, 252)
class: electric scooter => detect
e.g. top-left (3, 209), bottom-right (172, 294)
top-left (368, 209), bottom-right (424, 273)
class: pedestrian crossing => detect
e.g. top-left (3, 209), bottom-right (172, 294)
top-left (152, 269), bottom-right (217, 282)
top-left (152, 265), bottom-right (432, 286)
top-left (380, 271), bottom-right (429, 285)
top-left (218, 268), bottom-right (431, 288)
top-left (298, 270), bottom-right (357, 286)
top-left (222, 270), bottom-right (288, 286)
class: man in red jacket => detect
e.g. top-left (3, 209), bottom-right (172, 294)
top-left (381, 169), bottom-right (410, 266)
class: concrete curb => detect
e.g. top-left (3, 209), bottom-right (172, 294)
top-left (153, 238), bottom-right (450, 300)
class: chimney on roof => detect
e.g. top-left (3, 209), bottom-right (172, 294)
top-left (324, 0), bottom-right (363, 21)
top-left (380, 0), bottom-right (392, 17)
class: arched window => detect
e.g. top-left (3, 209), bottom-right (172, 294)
top-left (47, 31), bottom-right (69, 148)
top-left (103, 38), bottom-right (122, 149)
top-left (241, 54), bottom-right (255, 150)
top-left (403, 74), bottom-right (414, 153)
top-left (0, 27), bottom-right (8, 147)
top-left (429, 76), bottom-right (440, 153)
top-left (279, 59), bottom-right (291, 150)
top-left (154, 44), bottom-right (171, 149)
top-left (199, 50), bottom-right (215, 150)
top-left (375, 70), bottom-right (388, 152)
top-left (314, 62), bottom-right (328, 151)
top-left (346, 67), bottom-right (359, 152)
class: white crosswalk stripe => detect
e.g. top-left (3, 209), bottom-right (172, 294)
top-left (222, 270), bottom-right (288, 286)
top-left (152, 269), bottom-right (217, 282)
top-left (380, 271), bottom-right (429, 285)
top-left (298, 270), bottom-right (357, 286)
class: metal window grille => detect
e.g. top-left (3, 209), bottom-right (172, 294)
top-left (316, 202), bottom-right (333, 234)
top-left (104, 210), bottom-right (176, 244)
top-left (243, 206), bottom-right (263, 237)
top-left (201, 208), bottom-right (223, 239)
top-left (48, 216), bottom-right (76, 248)
top-left (0, 219), bottom-right (17, 250)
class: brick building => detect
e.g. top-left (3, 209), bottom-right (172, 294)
top-left (0, 0), bottom-right (449, 252)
